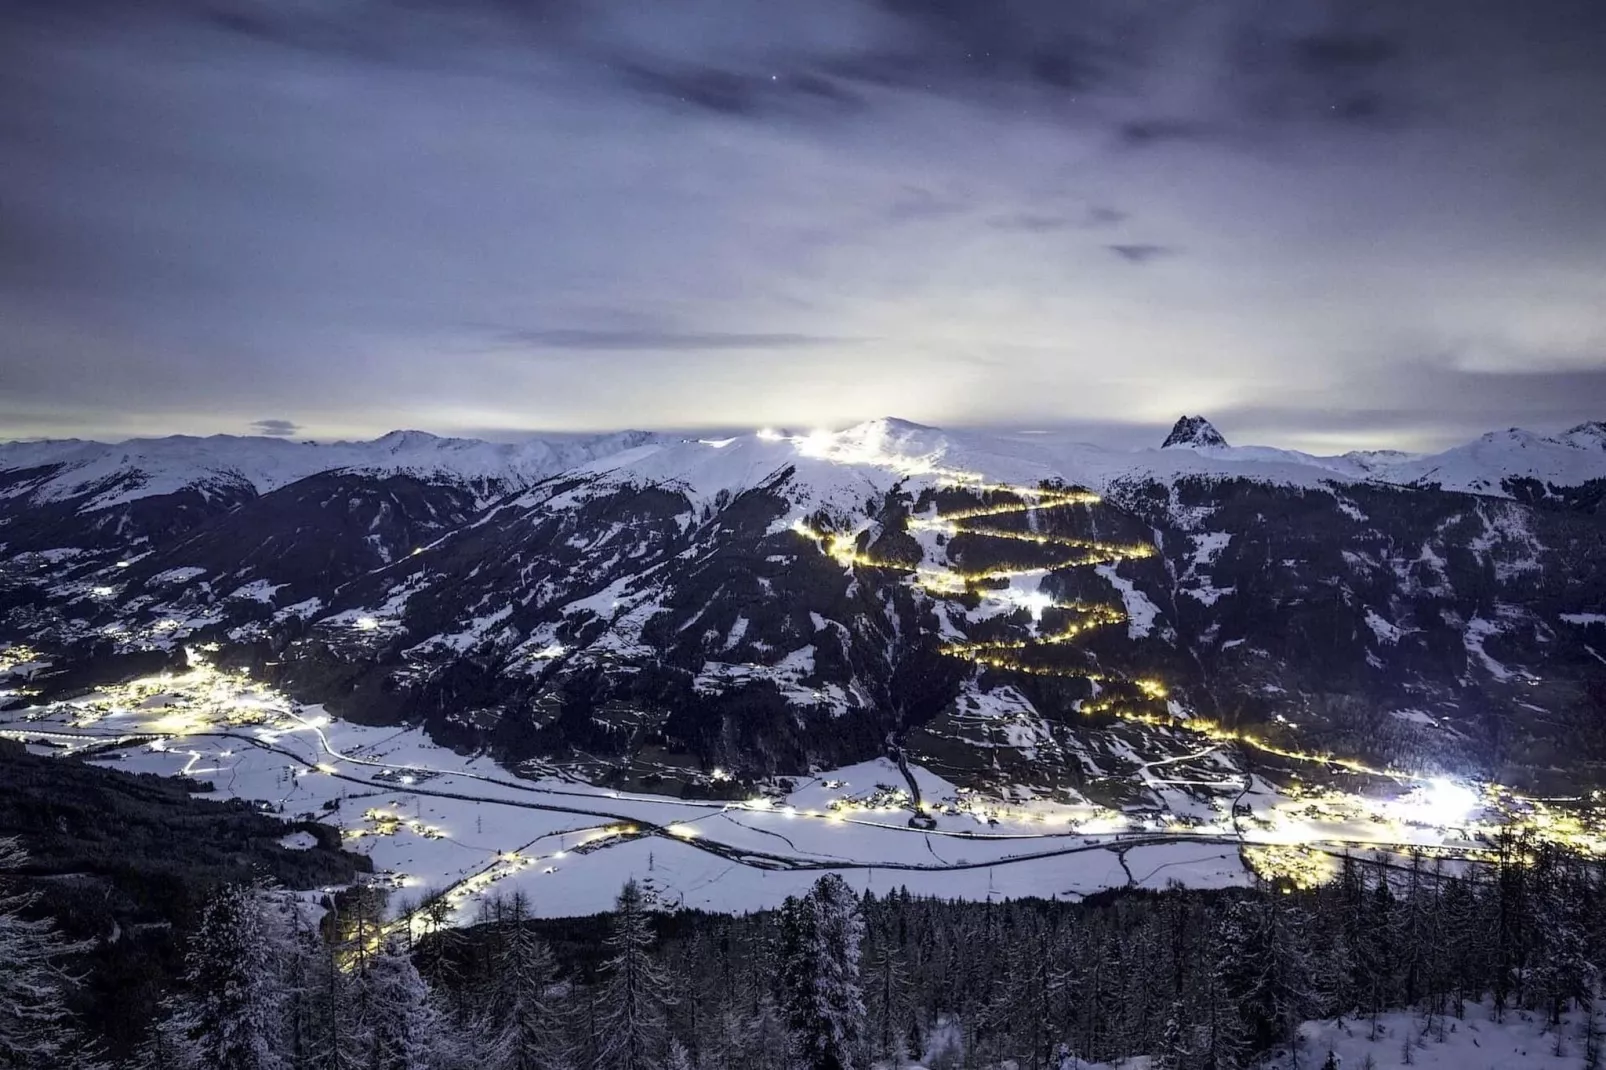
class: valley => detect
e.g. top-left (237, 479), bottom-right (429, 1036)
top-left (3, 650), bottom-right (1602, 925)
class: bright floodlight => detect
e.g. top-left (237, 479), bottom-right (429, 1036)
top-left (1419, 778), bottom-right (1479, 825)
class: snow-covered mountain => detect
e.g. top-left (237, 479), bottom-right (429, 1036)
top-left (3, 415), bottom-right (1604, 799)
top-left (1161, 415), bottom-right (1230, 449)
top-left (0, 428), bottom-right (661, 511)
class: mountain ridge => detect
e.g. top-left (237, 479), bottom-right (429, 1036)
top-left (7, 415), bottom-right (1604, 511)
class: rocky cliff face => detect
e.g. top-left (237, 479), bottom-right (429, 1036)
top-left (4, 418), bottom-right (1605, 795)
top-left (1161, 415), bottom-right (1229, 449)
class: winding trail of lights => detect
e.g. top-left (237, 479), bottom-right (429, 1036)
top-left (791, 473), bottom-right (1456, 790)
top-left (793, 482), bottom-right (1153, 682)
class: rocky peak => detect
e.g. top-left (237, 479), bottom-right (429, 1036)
top-left (1161, 415), bottom-right (1228, 449)
top-left (1562, 421), bottom-right (1606, 449)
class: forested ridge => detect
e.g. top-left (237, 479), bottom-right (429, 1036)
top-left (5, 822), bottom-right (1604, 1070)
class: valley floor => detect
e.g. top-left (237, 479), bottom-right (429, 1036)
top-left (2, 653), bottom-right (1561, 927)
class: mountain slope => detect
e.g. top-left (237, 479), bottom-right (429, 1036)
top-left (4, 416), bottom-right (1605, 797)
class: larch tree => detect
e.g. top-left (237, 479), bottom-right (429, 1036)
top-left (595, 880), bottom-right (671, 1070)
top-left (0, 837), bottom-right (94, 1069)
top-left (481, 893), bottom-right (563, 1070)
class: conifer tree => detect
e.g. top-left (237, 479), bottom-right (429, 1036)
top-left (0, 837), bottom-right (93, 1069)
top-left (742, 993), bottom-right (797, 1070)
top-left (165, 881), bottom-right (290, 1070)
top-left (595, 880), bottom-right (671, 1070)
top-left (481, 894), bottom-right (563, 1070)
top-left (781, 875), bottom-right (866, 1070)
top-left (363, 935), bottom-right (456, 1070)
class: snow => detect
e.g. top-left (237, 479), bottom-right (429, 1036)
top-left (1463, 617), bottom-right (1514, 681)
top-left (1561, 613), bottom-right (1606, 626)
top-left (277, 831), bottom-right (318, 850)
top-left (1182, 583), bottom-right (1234, 607)
top-left (0, 429), bottom-right (660, 511)
top-left (0, 671), bottom-right (1263, 922)
top-left (150, 566), bottom-right (207, 586)
top-left (1189, 532), bottom-right (1232, 567)
top-left (9, 418), bottom-right (1604, 546)
top-left (229, 579), bottom-right (285, 603)
top-left (1274, 999), bottom-right (1603, 1070)
top-left (1095, 564), bottom-right (1160, 639)
top-left (1381, 424), bottom-right (1606, 496)
top-left (1366, 610), bottom-right (1403, 645)
top-left (1389, 708), bottom-right (1439, 727)
top-left (273, 597), bottom-right (324, 621)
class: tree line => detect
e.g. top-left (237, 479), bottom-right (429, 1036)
top-left (4, 832), bottom-right (1605, 1069)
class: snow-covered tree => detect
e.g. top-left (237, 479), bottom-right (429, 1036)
top-left (481, 894), bottom-right (563, 1070)
top-left (595, 880), bottom-right (671, 1070)
top-left (165, 880), bottom-right (291, 1070)
top-left (664, 1038), bottom-right (695, 1070)
top-left (0, 837), bottom-right (93, 1069)
top-left (740, 994), bottom-right (797, 1070)
top-left (1211, 896), bottom-right (1314, 1064)
top-left (1149, 1001), bottom-right (1190, 1070)
top-left (781, 875), bottom-right (866, 1070)
top-left (363, 935), bottom-right (457, 1070)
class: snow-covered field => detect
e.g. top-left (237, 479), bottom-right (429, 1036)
top-left (903, 1000), bottom-right (1602, 1069)
top-left (1272, 1000), bottom-right (1602, 1069)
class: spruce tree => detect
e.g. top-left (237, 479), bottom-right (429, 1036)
top-left (363, 935), bottom-right (456, 1070)
top-left (165, 881), bottom-right (290, 1070)
top-left (781, 875), bottom-right (866, 1070)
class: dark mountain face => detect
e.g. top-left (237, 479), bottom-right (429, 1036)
top-left (4, 423), bottom-right (1606, 797)
top-left (1161, 415), bottom-right (1228, 449)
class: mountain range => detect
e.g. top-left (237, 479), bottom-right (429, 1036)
top-left (4, 415), bottom-right (1605, 799)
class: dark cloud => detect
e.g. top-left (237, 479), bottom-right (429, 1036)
top-left (250, 418), bottom-right (301, 437)
top-left (987, 213), bottom-right (1073, 233)
top-left (619, 63), bottom-right (865, 118)
top-left (1296, 32), bottom-right (1397, 71)
top-left (1117, 119), bottom-right (1207, 147)
top-left (987, 205), bottom-right (1132, 232)
top-left (1106, 243), bottom-right (1175, 264)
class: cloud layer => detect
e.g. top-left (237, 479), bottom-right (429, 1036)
top-left (3, 0), bottom-right (1604, 450)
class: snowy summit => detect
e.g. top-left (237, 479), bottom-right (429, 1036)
top-left (1161, 415), bottom-right (1229, 450)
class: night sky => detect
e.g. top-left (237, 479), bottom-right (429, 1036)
top-left (4, 0), bottom-right (1605, 451)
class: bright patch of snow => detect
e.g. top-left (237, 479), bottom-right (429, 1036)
top-left (150, 566), bottom-right (207, 586)
top-left (1561, 613), bottom-right (1606, 626)
top-left (1095, 564), bottom-right (1160, 639)
top-left (1365, 609), bottom-right (1403, 645)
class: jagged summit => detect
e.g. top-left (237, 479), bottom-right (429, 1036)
top-left (1161, 415), bottom-right (1228, 449)
top-left (1563, 421), bottom-right (1606, 448)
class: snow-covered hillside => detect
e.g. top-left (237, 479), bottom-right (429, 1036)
top-left (517, 414), bottom-right (1606, 503)
top-left (0, 428), bottom-right (660, 510)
